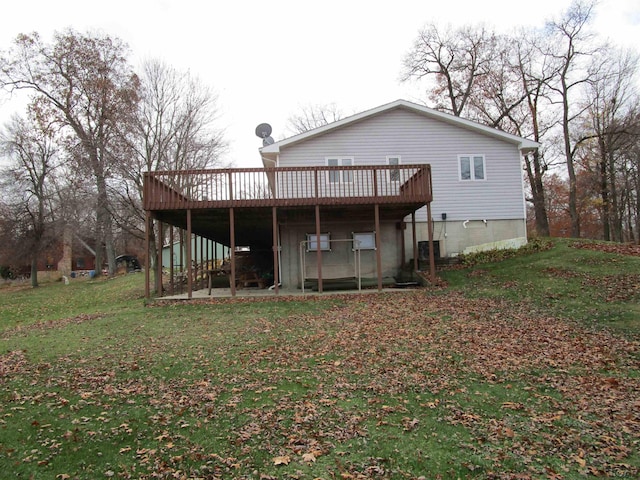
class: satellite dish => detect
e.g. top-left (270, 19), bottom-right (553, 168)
top-left (262, 136), bottom-right (275, 147)
top-left (255, 123), bottom-right (272, 139)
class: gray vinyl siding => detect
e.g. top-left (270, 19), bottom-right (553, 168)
top-left (277, 108), bottom-right (526, 222)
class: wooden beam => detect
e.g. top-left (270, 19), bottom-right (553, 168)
top-left (157, 221), bottom-right (163, 297)
top-left (144, 211), bottom-right (150, 299)
top-left (229, 207), bottom-right (236, 297)
top-left (272, 206), bottom-right (279, 295)
top-left (186, 210), bottom-right (192, 299)
top-left (375, 204), bottom-right (382, 291)
top-left (412, 212), bottom-right (418, 272)
top-left (400, 222), bottom-right (406, 269)
top-left (199, 235), bottom-right (203, 289)
top-left (426, 201), bottom-right (436, 283)
top-left (169, 226), bottom-right (174, 295)
top-left (315, 204), bottom-right (323, 293)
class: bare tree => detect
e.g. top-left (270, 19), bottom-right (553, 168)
top-left (507, 30), bottom-right (565, 237)
top-left (286, 103), bottom-right (344, 135)
top-left (544, 0), bottom-right (599, 238)
top-left (114, 59), bottom-right (227, 270)
top-left (0, 111), bottom-right (59, 286)
top-left (402, 23), bottom-right (499, 117)
top-left (0, 29), bottom-right (140, 275)
top-left (403, 23), bottom-right (556, 235)
top-left (581, 46), bottom-right (640, 241)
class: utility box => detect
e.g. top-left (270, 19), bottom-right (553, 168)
top-left (418, 240), bottom-right (440, 270)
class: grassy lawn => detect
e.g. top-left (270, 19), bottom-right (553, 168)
top-left (1, 239), bottom-right (638, 479)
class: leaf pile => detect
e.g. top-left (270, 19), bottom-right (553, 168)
top-left (569, 241), bottom-right (640, 257)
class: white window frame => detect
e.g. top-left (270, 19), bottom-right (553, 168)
top-left (352, 232), bottom-right (376, 251)
top-left (387, 156), bottom-right (401, 183)
top-left (458, 154), bottom-right (486, 181)
top-left (306, 232), bottom-right (331, 252)
top-left (326, 157), bottom-right (354, 184)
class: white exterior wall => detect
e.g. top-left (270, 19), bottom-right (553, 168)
top-left (276, 108), bottom-right (527, 226)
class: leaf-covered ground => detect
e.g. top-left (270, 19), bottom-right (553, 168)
top-left (569, 241), bottom-right (640, 257)
top-left (2, 287), bottom-right (639, 479)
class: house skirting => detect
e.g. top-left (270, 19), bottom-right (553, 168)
top-left (406, 218), bottom-right (527, 259)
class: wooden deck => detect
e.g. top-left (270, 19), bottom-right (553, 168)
top-left (143, 164), bottom-right (436, 299)
top-left (143, 164), bottom-right (432, 210)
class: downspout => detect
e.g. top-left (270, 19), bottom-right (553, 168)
top-left (262, 155), bottom-right (278, 198)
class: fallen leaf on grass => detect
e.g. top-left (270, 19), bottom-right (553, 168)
top-left (273, 455), bottom-right (290, 465)
top-left (502, 401), bottom-right (524, 410)
top-left (302, 452), bottom-right (317, 463)
top-left (402, 417), bottom-right (420, 431)
top-left (574, 455), bottom-right (586, 468)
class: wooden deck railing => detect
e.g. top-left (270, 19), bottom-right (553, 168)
top-left (143, 164), bottom-right (432, 210)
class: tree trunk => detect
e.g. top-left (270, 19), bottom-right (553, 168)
top-left (598, 136), bottom-right (611, 241)
top-left (562, 81), bottom-right (580, 238)
top-left (636, 168), bottom-right (640, 244)
top-left (525, 151), bottom-right (550, 236)
top-left (105, 219), bottom-right (117, 276)
top-left (149, 226), bottom-right (158, 271)
top-left (95, 168), bottom-right (116, 276)
top-left (608, 148), bottom-right (622, 242)
top-left (30, 256), bottom-right (38, 288)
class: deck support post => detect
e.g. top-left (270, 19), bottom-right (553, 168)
top-left (412, 212), bottom-right (418, 272)
top-left (157, 221), bottom-right (164, 297)
top-left (193, 233), bottom-right (197, 293)
top-left (315, 204), bottom-right (322, 293)
top-left (375, 203), bottom-right (382, 291)
top-left (426, 201), bottom-right (436, 283)
top-left (186, 209), bottom-right (192, 299)
top-left (272, 207), bottom-right (279, 294)
top-left (400, 222), bottom-right (406, 269)
top-left (169, 226), bottom-right (174, 295)
top-left (144, 211), bottom-right (150, 299)
top-left (198, 235), bottom-right (203, 290)
top-left (229, 207), bottom-right (236, 297)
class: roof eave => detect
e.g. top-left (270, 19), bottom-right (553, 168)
top-left (258, 99), bottom-right (540, 155)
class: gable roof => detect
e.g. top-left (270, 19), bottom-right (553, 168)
top-left (260, 99), bottom-right (539, 164)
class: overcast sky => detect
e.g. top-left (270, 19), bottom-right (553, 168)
top-left (1, 0), bottom-right (639, 168)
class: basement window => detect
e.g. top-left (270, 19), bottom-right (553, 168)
top-left (353, 232), bottom-right (376, 250)
top-left (306, 233), bottom-right (331, 252)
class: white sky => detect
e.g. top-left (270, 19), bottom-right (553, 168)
top-left (1, 0), bottom-right (638, 168)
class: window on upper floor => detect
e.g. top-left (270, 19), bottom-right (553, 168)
top-left (327, 157), bottom-right (353, 183)
top-left (459, 155), bottom-right (485, 181)
top-left (387, 156), bottom-right (401, 182)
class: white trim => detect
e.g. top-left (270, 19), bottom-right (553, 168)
top-left (458, 154), bottom-right (486, 181)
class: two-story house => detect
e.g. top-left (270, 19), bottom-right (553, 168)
top-left (143, 99), bottom-right (539, 298)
